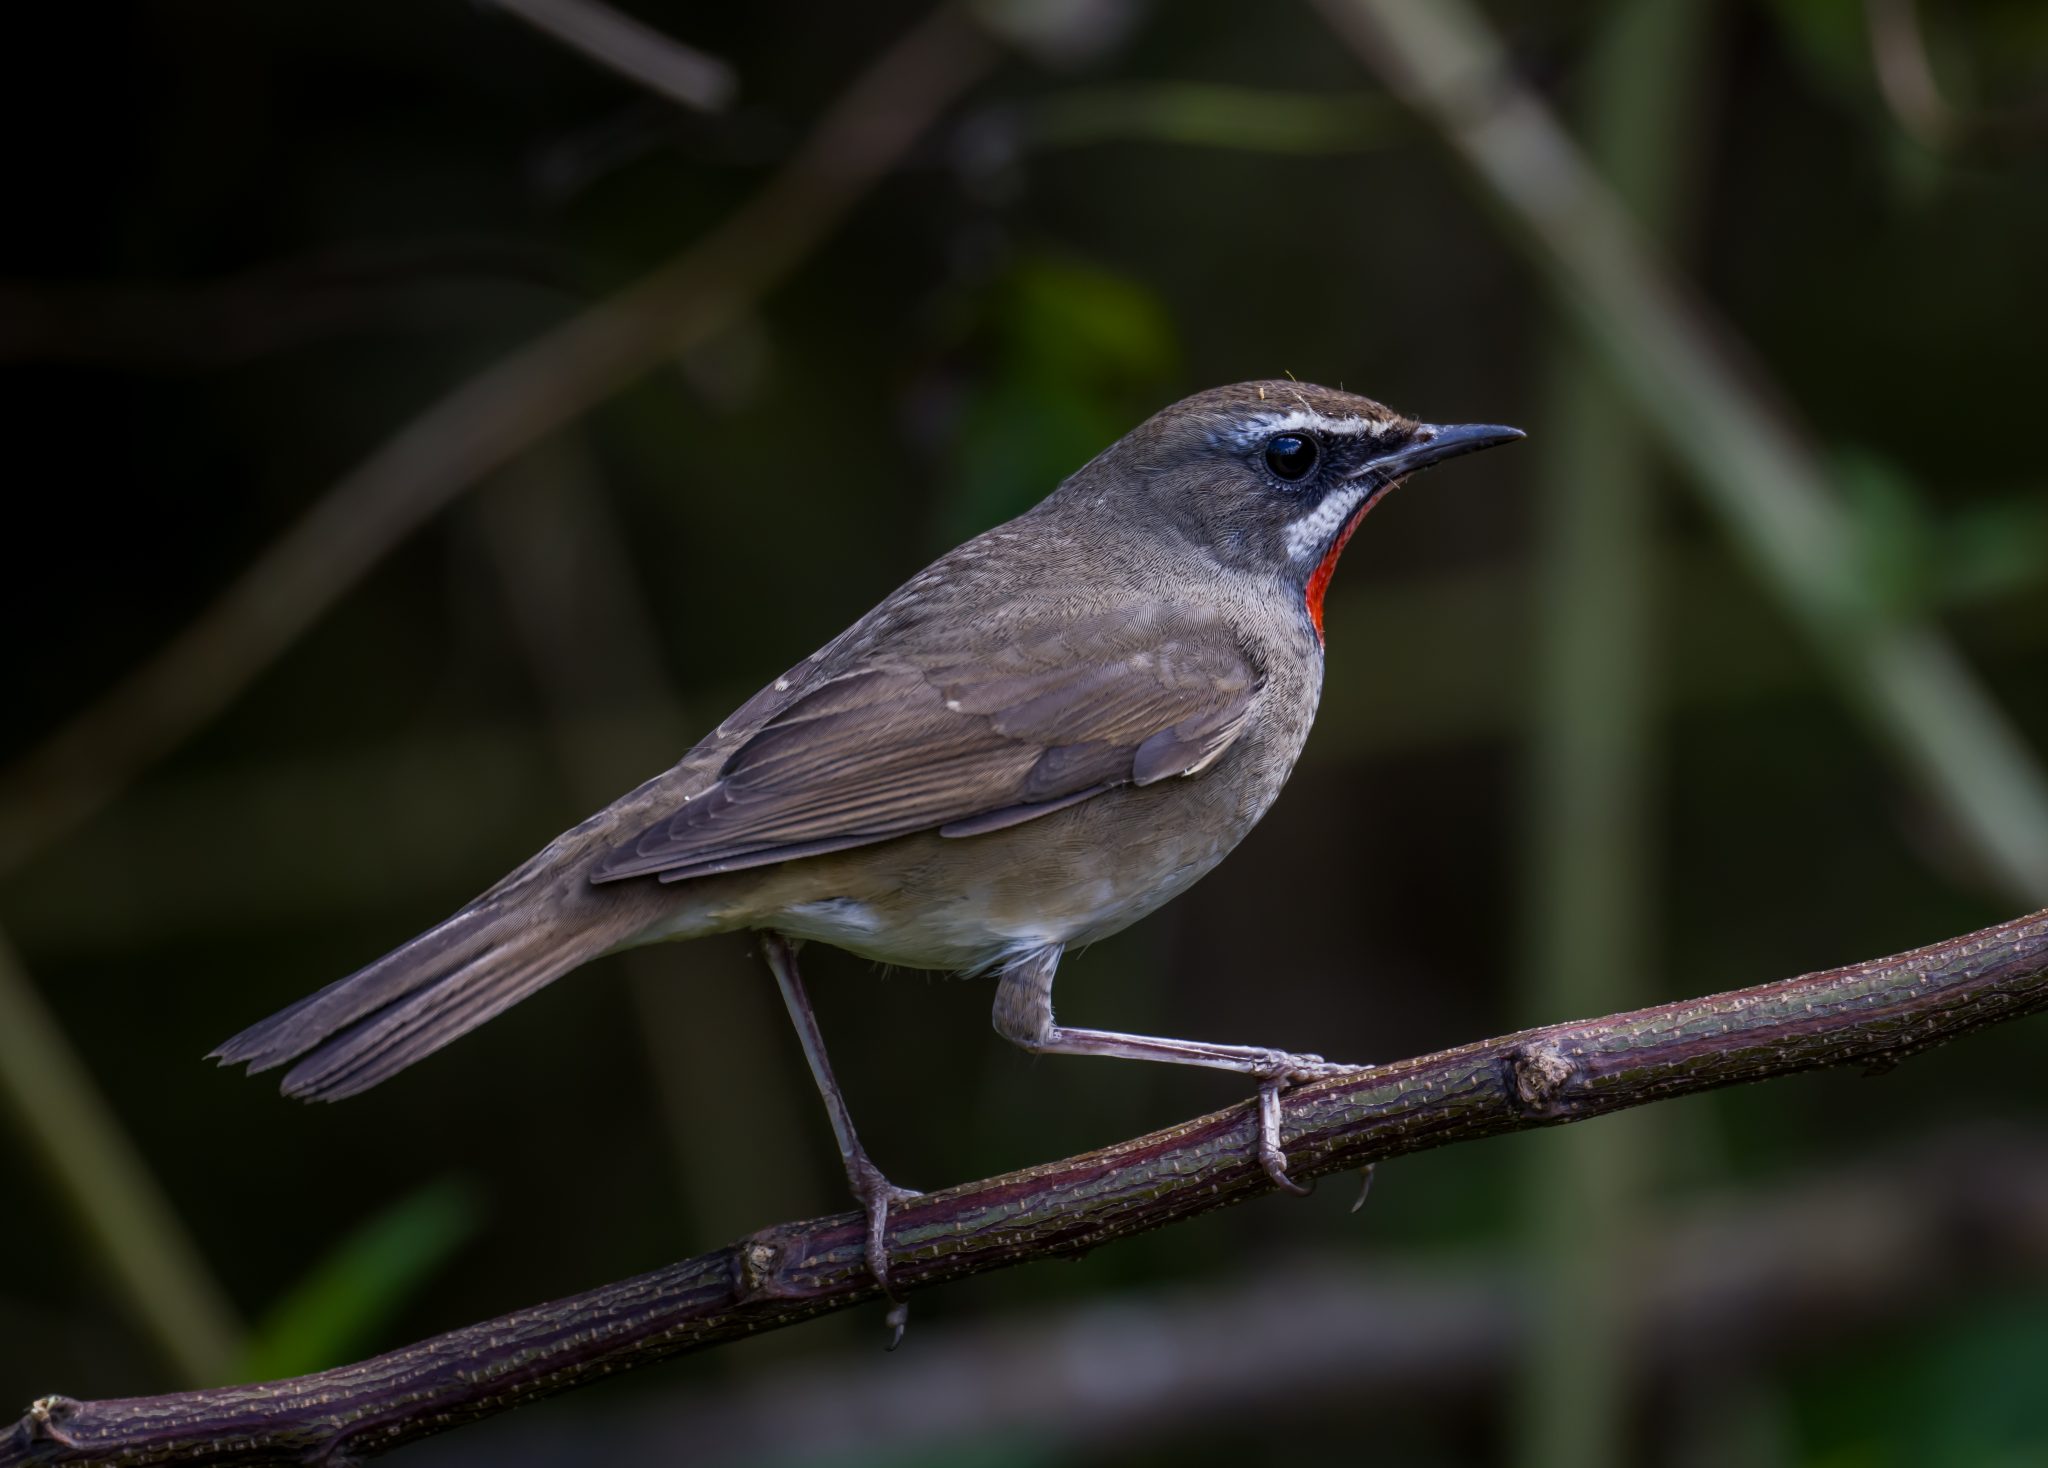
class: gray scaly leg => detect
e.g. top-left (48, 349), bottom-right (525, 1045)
top-left (760, 931), bottom-right (918, 1345)
top-left (991, 943), bottom-right (1361, 1194)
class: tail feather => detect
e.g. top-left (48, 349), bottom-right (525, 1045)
top-left (212, 907), bottom-right (503, 1074)
top-left (213, 852), bottom-right (664, 1102)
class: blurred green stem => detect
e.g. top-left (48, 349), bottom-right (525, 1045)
top-left (1315, 0), bottom-right (2048, 906)
top-left (1019, 82), bottom-right (1398, 154)
top-left (0, 929), bottom-right (243, 1384)
top-left (1514, 3), bottom-right (1706, 1466)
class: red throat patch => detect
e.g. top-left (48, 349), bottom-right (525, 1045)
top-left (1304, 499), bottom-right (1374, 646)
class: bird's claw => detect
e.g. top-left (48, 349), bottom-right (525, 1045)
top-left (1250, 1047), bottom-right (1356, 1086)
top-left (847, 1157), bottom-right (922, 1344)
top-left (1250, 1052), bottom-right (1374, 1194)
top-left (1256, 1076), bottom-right (1313, 1196)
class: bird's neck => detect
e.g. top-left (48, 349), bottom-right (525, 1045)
top-left (1302, 498), bottom-right (1374, 646)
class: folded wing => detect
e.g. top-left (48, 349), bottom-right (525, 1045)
top-left (591, 611), bottom-right (1262, 884)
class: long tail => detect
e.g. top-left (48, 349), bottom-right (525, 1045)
top-left (212, 827), bottom-right (671, 1102)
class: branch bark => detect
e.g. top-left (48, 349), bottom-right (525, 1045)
top-left (403, 1125), bottom-right (2048, 1467)
top-left (7, 910), bottom-right (2047, 1466)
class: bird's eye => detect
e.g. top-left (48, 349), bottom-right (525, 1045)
top-left (1263, 433), bottom-right (1320, 482)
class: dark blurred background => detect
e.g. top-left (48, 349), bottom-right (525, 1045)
top-left (4, 1), bottom-right (2048, 1464)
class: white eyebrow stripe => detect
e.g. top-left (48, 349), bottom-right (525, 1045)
top-left (1283, 482), bottom-right (1371, 560)
top-left (1232, 408), bottom-right (1401, 445)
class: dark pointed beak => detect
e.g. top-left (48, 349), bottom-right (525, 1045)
top-left (1358, 421), bottom-right (1525, 487)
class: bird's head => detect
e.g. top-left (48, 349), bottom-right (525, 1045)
top-left (1079, 380), bottom-right (1523, 642)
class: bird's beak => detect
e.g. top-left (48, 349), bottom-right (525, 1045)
top-left (1356, 421), bottom-right (1525, 487)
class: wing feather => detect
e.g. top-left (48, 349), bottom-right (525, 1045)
top-left (590, 612), bottom-right (1262, 884)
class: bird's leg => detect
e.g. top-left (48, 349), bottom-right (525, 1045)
top-left (760, 930), bottom-right (918, 1339)
top-left (992, 945), bottom-right (1363, 1195)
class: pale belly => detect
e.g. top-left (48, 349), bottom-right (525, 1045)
top-left (771, 834), bottom-right (1222, 971)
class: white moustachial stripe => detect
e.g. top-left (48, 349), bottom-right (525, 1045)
top-left (1282, 482), bottom-right (1371, 562)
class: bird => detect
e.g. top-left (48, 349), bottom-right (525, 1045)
top-left (214, 379), bottom-right (1521, 1315)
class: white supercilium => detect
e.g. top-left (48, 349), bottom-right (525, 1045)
top-left (1229, 408), bottom-right (1400, 448)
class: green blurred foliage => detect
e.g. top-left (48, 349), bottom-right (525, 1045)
top-left (1840, 449), bottom-right (2048, 621)
top-left (1757, 0), bottom-right (1880, 101)
top-left (1022, 81), bottom-right (1399, 155)
top-left (1796, 1288), bottom-right (2048, 1468)
top-left (937, 253), bottom-right (1178, 540)
top-left (235, 1180), bottom-right (480, 1384)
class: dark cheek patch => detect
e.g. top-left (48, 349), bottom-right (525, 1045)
top-left (1304, 499), bottom-right (1375, 645)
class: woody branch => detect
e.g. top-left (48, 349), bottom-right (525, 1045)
top-left (7, 909), bottom-right (2047, 1467)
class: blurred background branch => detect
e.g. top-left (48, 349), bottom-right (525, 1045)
top-left (0, 1), bottom-right (995, 881)
top-left (1864, 0), bottom-right (2048, 153)
top-left (1866, 0), bottom-right (1959, 151)
top-left (8, 909), bottom-right (2047, 1467)
top-left (480, 0), bottom-right (737, 114)
top-left (1315, 0), bottom-right (2048, 907)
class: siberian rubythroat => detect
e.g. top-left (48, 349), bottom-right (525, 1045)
top-left (217, 380), bottom-right (1522, 1302)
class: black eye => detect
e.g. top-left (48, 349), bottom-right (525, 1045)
top-left (1263, 433), bottom-right (1320, 482)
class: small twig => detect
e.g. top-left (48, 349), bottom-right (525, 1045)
top-left (6, 910), bottom-right (2046, 1466)
top-left (482, 0), bottom-right (737, 113)
top-left (0, 3), bottom-right (996, 881)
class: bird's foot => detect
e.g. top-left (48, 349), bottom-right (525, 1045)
top-left (1253, 1047), bottom-right (1358, 1085)
top-left (847, 1155), bottom-right (922, 1348)
top-left (1255, 1075), bottom-right (1313, 1196)
top-left (1250, 1051), bottom-right (1373, 1196)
